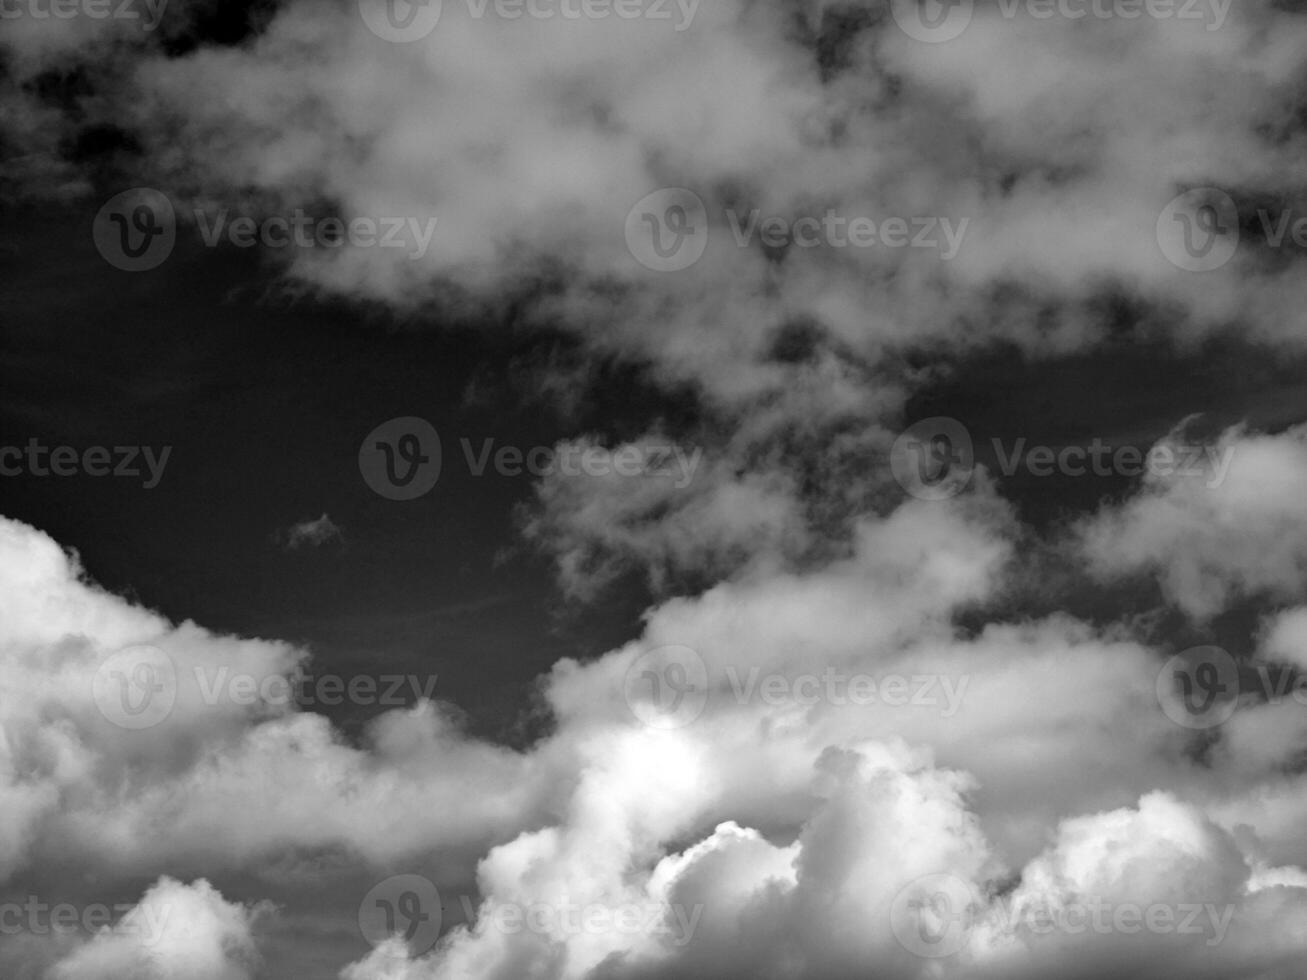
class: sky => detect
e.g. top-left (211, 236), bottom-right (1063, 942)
top-left (5, 0), bottom-right (1307, 978)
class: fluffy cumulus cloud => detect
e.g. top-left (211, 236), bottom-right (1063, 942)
top-left (1079, 424), bottom-right (1307, 619)
top-left (9, 1), bottom-right (1307, 978)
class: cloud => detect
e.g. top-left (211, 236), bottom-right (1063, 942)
top-left (1077, 424), bottom-right (1307, 619)
top-left (278, 513), bottom-right (345, 551)
top-left (10, 1), bottom-right (1307, 977)
top-left (46, 877), bottom-right (266, 980)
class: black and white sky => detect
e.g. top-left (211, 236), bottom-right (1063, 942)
top-left (5, 0), bottom-right (1307, 978)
